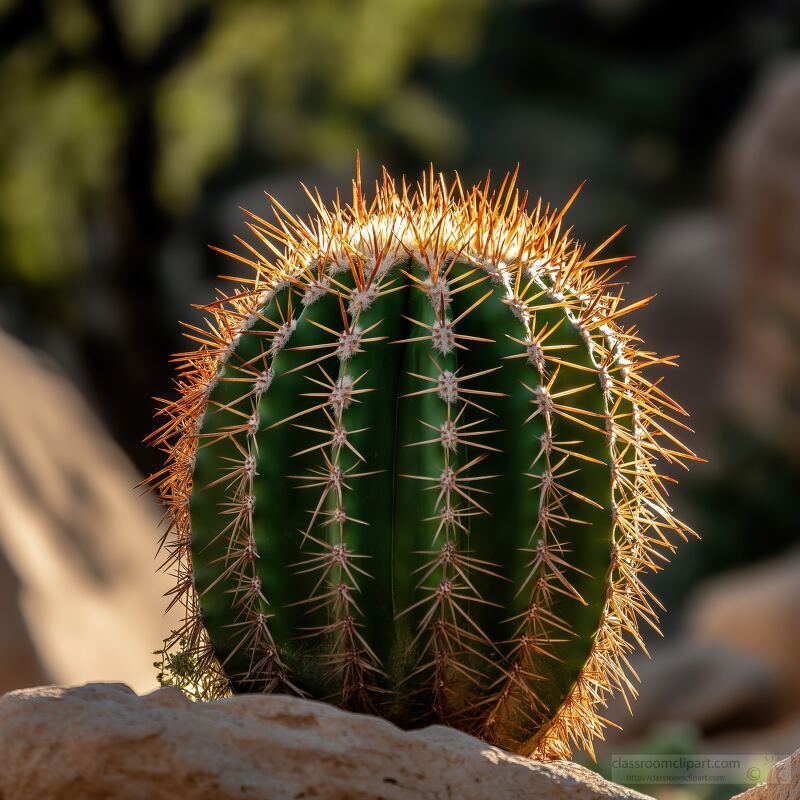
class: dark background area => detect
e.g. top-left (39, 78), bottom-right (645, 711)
top-left (1, 1), bottom-right (799, 796)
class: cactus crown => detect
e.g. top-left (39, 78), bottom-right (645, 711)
top-left (150, 164), bottom-right (697, 759)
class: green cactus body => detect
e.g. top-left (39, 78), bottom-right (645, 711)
top-left (153, 169), bottom-right (695, 758)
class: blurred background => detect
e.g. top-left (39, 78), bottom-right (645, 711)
top-left (0, 0), bottom-right (798, 796)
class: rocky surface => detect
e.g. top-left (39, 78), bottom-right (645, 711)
top-left (0, 330), bottom-right (179, 693)
top-left (723, 59), bottom-right (800, 447)
top-left (687, 548), bottom-right (800, 710)
top-left (602, 551), bottom-right (800, 756)
top-left (602, 640), bottom-right (781, 741)
top-left (731, 747), bottom-right (799, 800)
top-left (599, 62), bottom-right (800, 765)
top-left (626, 60), bottom-right (800, 455)
top-left (631, 209), bottom-right (735, 456)
top-left (0, 682), bottom-right (652, 800)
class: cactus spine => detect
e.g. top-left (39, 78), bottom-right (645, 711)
top-left (150, 165), bottom-right (697, 759)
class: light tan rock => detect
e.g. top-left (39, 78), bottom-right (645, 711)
top-left (686, 548), bottom-right (800, 710)
top-left (0, 330), bottom-right (179, 694)
top-left (722, 59), bottom-right (800, 446)
top-left (628, 61), bottom-right (800, 451)
top-left (602, 638), bottom-right (781, 741)
top-left (630, 210), bottom-right (735, 456)
top-left (0, 682), bottom-right (653, 800)
top-left (731, 746), bottom-right (800, 800)
top-left (708, 713), bottom-right (800, 761)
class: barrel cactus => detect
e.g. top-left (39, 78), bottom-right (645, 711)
top-left (150, 164), bottom-right (696, 759)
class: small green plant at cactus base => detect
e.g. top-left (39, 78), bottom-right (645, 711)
top-left (149, 165), bottom-right (698, 760)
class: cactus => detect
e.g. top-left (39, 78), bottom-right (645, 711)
top-left (150, 164), bottom-right (697, 759)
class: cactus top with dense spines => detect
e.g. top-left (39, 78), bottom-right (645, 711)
top-left (150, 164), bottom-right (697, 759)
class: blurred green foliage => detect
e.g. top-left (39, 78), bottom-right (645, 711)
top-left (0, 0), bottom-right (798, 486)
top-left (0, 0), bottom-right (486, 286)
top-left (0, 0), bottom-right (489, 458)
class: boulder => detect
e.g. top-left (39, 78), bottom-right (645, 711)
top-left (686, 548), bottom-right (800, 710)
top-left (731, 746), bottom-right (800, 800)
top-left (601, 639), bottom-right (781, 741)
top-left (630, 210), bottom-right (735, 456)
top-left (624, 60), bottom-right (800, 452)
top-left (601, 552), bottom-right (800, 753)
top-left (722, 59), bottom-right (800, 447)
top-left (0, 329), bottom-right (179, 694)
top-left (0, 682), bottom-right (653, 800)
top-left (709, 713), bottom-right (800, 762)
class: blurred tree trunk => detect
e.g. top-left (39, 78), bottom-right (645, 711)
top-left (74, 2), bottom-right (212, 473)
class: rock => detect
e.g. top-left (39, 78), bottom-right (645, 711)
top-left (0, 544), bottom-right (48, 693)
top-left (601, 551), bottom-right (800, 748)
top-left (601, 638), bottom-right (781, 741)
top-left (685, 548), bottom-right (800, 710)
top-left (731, 746), bottom-right (800, 800)
top-left (0, 330), bottom-right (179, 694)
top-left (708, 712), bottom-right (800, 760)
top-left (630, 210), bottom-right (735, 456)
top-left (0, 682), bottom-right (653, 800)
top-left (598, 553), bottom-right (800, 788)
top-left (624, 61), bottom-right (800, 452)
top-left (722, 59), bottom-right (800, 447)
